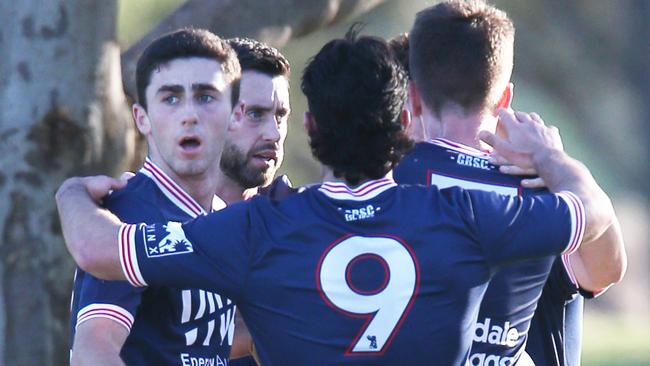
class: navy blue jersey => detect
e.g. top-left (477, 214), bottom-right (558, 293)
top-left (117, 177), bottom-right (585, 365)
top-left (394, 139), bottom-right (586, 366)
top-left (525, 257), bottom-right (588, 366)
top-left (70, 158), bottom-right (235, 366)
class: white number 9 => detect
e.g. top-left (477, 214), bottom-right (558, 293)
top-left (317, 235), bottom-right (419, 354)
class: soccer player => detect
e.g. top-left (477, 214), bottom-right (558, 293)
top-left (224, 37), bottom-right (294, 366)
top-left (69, 29), bottom-right (246, 366)
top-left (57, 30), bottom-right (620, 365)
top-left (398, 1), bottom-right (626, 365)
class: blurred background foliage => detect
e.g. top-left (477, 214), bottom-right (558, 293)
top-left (118, 1), bottom-right (650, 364)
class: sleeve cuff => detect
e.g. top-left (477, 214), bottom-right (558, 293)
top-left (76, 303), bottom-right (134, 332)
top-left (118, 224), bottom-right (147, 287)
top-left (557, 191), bottom-right (586, 256)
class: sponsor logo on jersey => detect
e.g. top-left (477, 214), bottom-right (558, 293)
top-left (454, 153), bottom-right (493, 171)
top-left (344, 205), bottom-right (377, 222)
top-left (466, 353), bottom-right (517, 366)
top-left (473, 317), bottom-right (521, 348)
top-left (144, 222), bottom-right (193, 258)
top-left (180, 353), bottom-right (227, 366)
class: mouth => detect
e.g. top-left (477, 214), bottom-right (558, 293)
top-left (252, 149), bottom-right (278, 165)
top-left (178, 135), bottom-right (202, 153)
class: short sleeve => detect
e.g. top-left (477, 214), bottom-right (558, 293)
top-left (118, 202), bottom-right (253, 302)
top-left (73, 271), bottom-right (144, 332)
top-left (468, 190), bottom-right (586, 268)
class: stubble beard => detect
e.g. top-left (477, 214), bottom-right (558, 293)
top-left (220, 143), bottom-right (273, 189)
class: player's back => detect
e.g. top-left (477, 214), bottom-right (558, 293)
top-left (203, 179), bottom-right (577, 365)
top-left (394, 139), bottom-right (559, 365)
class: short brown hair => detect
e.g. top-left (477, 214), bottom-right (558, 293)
top-left (136, 28), bottom-right (241, 110)
top-left (409, 0), bottom-right (514, 116)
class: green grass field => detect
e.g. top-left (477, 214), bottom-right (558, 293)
top-left (582, 312), bottom-right (650, 366)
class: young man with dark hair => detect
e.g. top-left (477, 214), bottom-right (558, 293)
top-left (218, 38), bottom-right (293, 203)
top-left (57, 29), bottom-right (619, 365)
top-left (69, 28), bottom-right (246, 366)
top-left (399, 1), bottom-right (626, 365)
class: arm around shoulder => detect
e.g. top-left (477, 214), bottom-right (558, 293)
top-left (55, 176), bottom-right (128, 280)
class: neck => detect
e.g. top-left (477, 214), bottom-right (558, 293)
top-left (422, 104), bottom-right (496, 151)
top-left (213, 171), bottom-right (258, 205)
top-left (153, 162), bottom-right (219, 212)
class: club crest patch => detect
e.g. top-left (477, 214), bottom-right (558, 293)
top-left (143, 222), bottom-right (194, 258)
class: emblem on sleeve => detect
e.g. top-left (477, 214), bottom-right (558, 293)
top-left (144, 222), bottom-right (194, 258)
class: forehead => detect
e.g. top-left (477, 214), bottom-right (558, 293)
top-left (239, 71), bottom-right (290, 107)
top-left (147, 57), bottom-right (228, 92)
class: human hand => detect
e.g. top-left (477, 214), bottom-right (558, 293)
top-left (479, 109), bottom-right (563, 171)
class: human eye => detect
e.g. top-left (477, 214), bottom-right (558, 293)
top-left (162, 95), bottom-right (179, 104)
top-left (197, 94), bottom-right (215, 104)
top-left (246, 108), bottom-right (264, 121)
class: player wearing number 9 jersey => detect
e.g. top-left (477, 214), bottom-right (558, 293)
top-left (57, 28), bottom-right (621, 366)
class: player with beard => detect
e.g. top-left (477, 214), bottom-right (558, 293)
top-left (57, 29), bottom-right (620, 365)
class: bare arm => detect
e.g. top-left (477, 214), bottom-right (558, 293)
top-left (488, 112), bottom-right (627, 290)
top-left (569, 217), bottom-right (626, 292)
top-left (56, 176), bottom-right (128, 280)
top-left (71, 319), bottom-right (128, 366)
top-left (480, 109), bottom-right (622, 247)
top-left (229, 312), bottom-right (253, 360)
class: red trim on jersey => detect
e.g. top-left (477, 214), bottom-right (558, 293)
top-left (119, 224), bottom-right (144, 287)
top-left (77, 304), bottom-right (134, 331)
top-left (319, 178), bottom-right (396, 200)
top-left (142, 159), bottom-right (204, 216)
top-left (558, 192), bottom-right (585, 256)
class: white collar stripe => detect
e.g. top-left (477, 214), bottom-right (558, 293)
top-left (319, 179), bottom-right (396, 201)
top-left (141, 158), bottom-right (204, 217)
top-left (428, 138), bottom-right (489, 157)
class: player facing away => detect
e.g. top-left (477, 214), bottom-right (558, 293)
top-left (68, 29), bottom-right (248, 366)
top-left (401, 1), bottom-right (626, 365)
top-left (57, 29), bottom-right (621, 365)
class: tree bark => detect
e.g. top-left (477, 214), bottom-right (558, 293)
top-left (121, 0), bottom-right (388, 99)
top-left (0, 1), bottom-right (134, 365)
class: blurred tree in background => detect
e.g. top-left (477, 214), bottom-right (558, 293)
top-left (0, 0), bottom-right (648, 364)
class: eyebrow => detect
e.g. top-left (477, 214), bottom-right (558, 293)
top-left (156, 84), bottom-right (184, 95)
top-left (155, 83), bottom-right (222, 95)
top-left (192, 83), bottom-right (221, 93)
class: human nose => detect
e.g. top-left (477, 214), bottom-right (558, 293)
top-left (262, 118), bottom-right (281, 142)
top-left (180, 102), bottom-right (199, 126)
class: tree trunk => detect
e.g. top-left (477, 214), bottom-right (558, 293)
top-left (121, 0), bottom-right (388, 98)
top-left (0, 1), bottom-right (134, 365)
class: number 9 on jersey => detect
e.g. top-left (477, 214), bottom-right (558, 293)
top-left (317, 235), bottom-right (420, 354)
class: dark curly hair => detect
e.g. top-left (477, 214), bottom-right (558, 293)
top-left (388, 33), bottom-right (410, 79)
top-left (136, 28), bottom-right (241, 110)
top-left (301, 26), bottom-right (412, 186)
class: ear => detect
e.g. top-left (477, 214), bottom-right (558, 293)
top-left (303, 111), bottom-right (317, 135)
top-left (408, 80), bottom-right (423, 117)
top-left (132, 103), bottom-right (151, 134)
top-left (401, 109), bottom-right (412, 131)
top-left (496, 82), bottom-right (514, 111)
top-left (229, 102), bottom-right (245, 131)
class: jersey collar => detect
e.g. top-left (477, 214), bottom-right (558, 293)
top-left (427, 138), bottom-right (491, 157)
top-left (140, 157), bottom-right (226, 217)
top-left (318, 178), bottom-right (397, 201)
